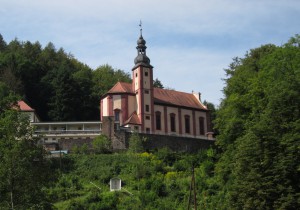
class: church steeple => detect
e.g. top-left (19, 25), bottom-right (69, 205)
top-left (133, 21), bottom-right (152, 69)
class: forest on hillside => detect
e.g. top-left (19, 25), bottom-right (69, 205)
top-left (0, 34), bottom-right (299, 209)
top-left (0, 34), bottom-right (132, 121)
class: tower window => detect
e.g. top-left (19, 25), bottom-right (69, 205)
top-left (199, 117), bottom-right (205, 135)
top-left (145, 90), bottom-right (149, 94)
top-left (146, 116), bottom-right (150, 120)
top-left (136, 73), bottom-right (138, 77)
top-left (114, 110), bottom-right (120, 121)
top-left (145, 105), bottom-right (149, 112)
top-left (170, 113), bottom-right (176, 132)
top-left (185, 115), bottom-right (190, 133)
top-left (145, 71), bottom-right (148, 76)
top-left (156, 111), bottom-right (161, 130)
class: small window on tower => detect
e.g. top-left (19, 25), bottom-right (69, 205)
top-left (145, 71), bottom-right (148, 76)
top-left (145, 90), bottom-right (149, 94)
top-left (146, 105), bottom-right (149, 112)
top-left (146, 116), bottom-right (150, 120)
top-left (136, 73), bottom-right (138, 77)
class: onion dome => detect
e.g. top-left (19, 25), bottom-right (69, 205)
top-left (133, 34), bottom-right (152, 69)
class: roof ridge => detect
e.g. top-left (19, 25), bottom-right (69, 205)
top-left (154, 87), bottom-right (194, 95)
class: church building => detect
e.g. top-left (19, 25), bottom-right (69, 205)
top-left (100, 31), bottom-right (213, 139)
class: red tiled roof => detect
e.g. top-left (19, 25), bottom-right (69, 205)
top-left (18, 101), bottom-right (34, 111)
top-left (124, 111), bottom-right (141, 125)
top-left (153, 88), bottom-right (207, 110)
top-left (105, 82), bottom-right (207, 110)
top-left (107, 82), bottom-right (133, 94)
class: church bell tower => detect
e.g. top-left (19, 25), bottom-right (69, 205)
top-left (132, 24), bottom-right (154, 133)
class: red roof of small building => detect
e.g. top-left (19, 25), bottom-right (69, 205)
top-left (18, 100), bottom-right (34, 111)
top-left (124, 111), bottom-right (141, 125)
top-left (107, 82), bottom-right (134, 94)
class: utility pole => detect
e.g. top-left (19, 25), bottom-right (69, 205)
top-left (187, 166), bottom-right (197, 210)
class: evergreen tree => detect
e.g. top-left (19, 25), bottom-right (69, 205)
top-left (153, 78), bottom-right (164, 89)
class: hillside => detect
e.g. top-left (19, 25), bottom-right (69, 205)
top-left (46, 149), bottom-right (215, 209)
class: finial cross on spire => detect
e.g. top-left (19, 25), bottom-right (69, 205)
top-left (139, 20), bottom-right (142, 36)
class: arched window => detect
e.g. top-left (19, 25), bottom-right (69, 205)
top-left (170, 113), bottom-right (176, 132)
top-left (185, 115), bottom-right (190, 133)
top-left (156, 111), bottom-right (161, 130)
top-left (199, 117), bottom-right (205, 135)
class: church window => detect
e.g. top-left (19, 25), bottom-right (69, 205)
top-left (156, 111), bottom-right (161, 130)
top-left (170, 113), bottom-right (176, 132)
top-left (145, 71), bottom-right (148, 76)
top-left (145, 105), bottom-right (149, 112)
top-left (146, 128), bottom-right (150, 133)
top-left (146, 116), bottom-right (150, 120)
top-left (199, 117), bottom-right (205, 135)
top-left (185, 115), bottom-right (190, 133)
top-left (136, 73), bottom-right (138, 77)
top-left (114, 110), bottom-right (120, 121)
top-left (145, 90), bottom-right (149, 94)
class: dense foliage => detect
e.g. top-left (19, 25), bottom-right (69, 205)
top-left (44, 147), bottom-right (216, 209)
top-left (0, 84), bottom-right (53, 209)
top-left (0, 34), bottom-right (131, 121)
top-left (212, 35), bottom-right (300, 209)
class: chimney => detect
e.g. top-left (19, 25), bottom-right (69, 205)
top-left (192, 91), bottom-right (202, 102)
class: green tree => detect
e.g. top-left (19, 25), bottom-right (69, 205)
top-left (153, 78), bottom-right (164, 89)
top-left (0, 82), bottom-right (18, 114)
top-left (92, 64), bottom-right (131, 97)
top-left (46, 63), bottom-right (80, 121)
top-left (0, 97), bottom-right (52, 209)
top-left (128, 132), bottom-right (145, 154)
top-left (212, 37), bottom-right (300, 209)
top-left (0, 33), bottom-right (7, 51)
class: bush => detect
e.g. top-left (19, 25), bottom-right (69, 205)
top-left (92, 135), bottom-right (111, 154)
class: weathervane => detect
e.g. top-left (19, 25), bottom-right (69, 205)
top-left (139, 20), bottom-right (142, 36)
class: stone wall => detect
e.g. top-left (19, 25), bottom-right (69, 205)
top-left (55, 131), bottom-right (214, 153)
top-left (58, 138), bottom-right (94, 151)
top-left (114, 131), bottom-right (215, 153)
top-left (142, 133), bottom-right (214, 153)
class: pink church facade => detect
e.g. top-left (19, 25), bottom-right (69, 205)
top-left (100, 33), bottom-right (213, 139)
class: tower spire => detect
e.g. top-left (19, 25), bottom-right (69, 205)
top-left (133, 21), bottom-right (153, 69)
top-left (139, 20), bottom-right (142, 36)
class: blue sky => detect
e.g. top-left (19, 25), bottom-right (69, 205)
top-left (1, 0), bottom-right (300, 105)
